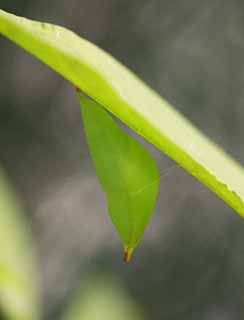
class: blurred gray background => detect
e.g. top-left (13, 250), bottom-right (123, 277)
top-left (1, 0), bottom-right (244, 319)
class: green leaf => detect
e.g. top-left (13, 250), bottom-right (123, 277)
top-left (79, 93), bottom-right (159, 260)
top-left (0, 169), bottom-right (40, 320)
top-left (62, 275), bottom-right (144, 320)
top-left (1, 9), bottom-right (244, 217)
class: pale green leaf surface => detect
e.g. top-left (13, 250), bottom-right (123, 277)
top-left (1, 9), bottom-right (244, 216)
top-left (79, 93), bottom-right (159, 257)
top-left (0, 170), bottom-right (40, 320)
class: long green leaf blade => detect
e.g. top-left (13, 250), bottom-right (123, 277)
top-left (0, 9), bottom-right (244, 216)
top-left (0, 170), bottom-right (40, 320)
top-left (79, 93), bottom-right (159, 260)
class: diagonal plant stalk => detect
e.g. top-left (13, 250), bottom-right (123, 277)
top-left (0, 8), bottom-right (244, 219)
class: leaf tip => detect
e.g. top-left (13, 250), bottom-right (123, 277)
top-left (123, 247), bottom-right (134, 264)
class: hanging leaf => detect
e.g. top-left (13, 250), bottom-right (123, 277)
top-left (0, 169), bottom-right (40, 320)
top-left (79, 93), bottom-right (159, 261)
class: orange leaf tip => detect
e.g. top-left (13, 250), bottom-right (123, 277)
top-left (123, 247), bottom-right (134, 263)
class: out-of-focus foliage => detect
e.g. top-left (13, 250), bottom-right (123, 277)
top-left (62, 275), bottom-right (144, 320)
top-left (0, 169), bottom-right (40, 320)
